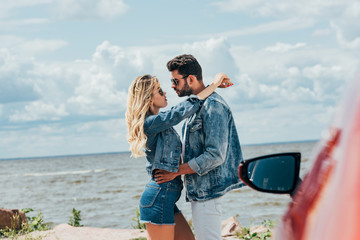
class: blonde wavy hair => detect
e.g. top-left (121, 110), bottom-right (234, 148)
top-left (125, 74), bottom-right (158, 157)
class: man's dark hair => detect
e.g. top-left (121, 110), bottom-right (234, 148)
top-left (167, 54), bottom-right (203, 81)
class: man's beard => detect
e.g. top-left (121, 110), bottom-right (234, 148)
top-left (177, 80), bottom-right (193, 97)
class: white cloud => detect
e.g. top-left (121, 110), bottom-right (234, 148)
top-left (265, 42), bottom-right (306, 53)
top-left (227, 41), bottom-right (358, 114)
top-left (0, 35), bottom-right (68, 55)
top-left (0, 18), bottom-right (49, 30)
top-left (2, 36), bottom-right (356, 126)
top-left (331, 21), bottom-right (360, 50)
top-left (343, 0), bottom-right (360, 18)
top-left (14, 37), bottom-right (354, 121)
top-left (328, 1), bottom-right (360, 50)
top-left (54, 0), bottom-right (130, 20)
top-left (198, 18), bottom-right (316, 39)
top-left (0, 0), bottom-right (51, 31)
top-left (0, 0), bottom-right (130, 29)
top-left (0, 0), bottom-right (359, 159)
top-left (212, 0), bottom-right (263, 13)
top-left (19, 38), bottom-right (68, 55)
top-left (303, 64), bottom-right (343, 80)
top-left (302, 64), bottom-right (345, 100)
top-left (0, 40), bottom-right (160, 123)
top-left (1, 34), bottom-right (358, 157)
top-left (0, 49), bottom-right (40, 104)
top-left (211, 0), bottom-right (360, 51)
top-left (97, 0), bottom-right (129, 19)
top-left (0, 39), bottom-right (175, 123)
top-left (9, 101), bottom-right (68, 122)
top-left (67, 68), bottom-right (128, 116)
top-left (0, 118), bottom-right (127, 158)
top-left (233, 103), bottom-right (333, 144)
top-left (312, 28), bottom-right (333, 37)
top-left (0, 0), bottom-right (52, 19)
top-left (67, 41), bottom-right (159, 115)
top-left (182, 37), bottom-right (239, 80)
top-left (212, 0), bottom-right (346, 18)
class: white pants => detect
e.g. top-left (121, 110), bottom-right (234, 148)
top-left (191, 198), bottom-right (222, 240)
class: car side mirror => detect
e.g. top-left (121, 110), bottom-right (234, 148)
top-left (239, 152), bottom-right (301, 196)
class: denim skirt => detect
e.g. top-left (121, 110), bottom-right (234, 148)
top-left (139, 176), bottom-right (183, 225)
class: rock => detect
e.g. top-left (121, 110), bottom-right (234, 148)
top-left (0, 208), bottom-right (28, 230)
top-left (221, 216), bottom-right (244, 237)
top-left (250, 225), bottom-right (269, 235)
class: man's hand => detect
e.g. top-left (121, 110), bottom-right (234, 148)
top-left (154, 170), bottom-right (179, 184)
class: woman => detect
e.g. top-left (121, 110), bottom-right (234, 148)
top-left (126, 73), bottom-right (232, 240)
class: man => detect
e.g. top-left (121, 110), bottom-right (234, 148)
top-left (155, 54), bottom-right (244, 240)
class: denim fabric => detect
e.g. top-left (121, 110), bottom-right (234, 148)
top-left (139, 177), bottom-right (183, 225)
top-left (143, 95), bottom-right (203, 175)
top-left (183, 92), bottom-right (245, 201)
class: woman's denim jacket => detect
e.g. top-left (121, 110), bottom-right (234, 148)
top-left (183, 92), bottom-right (244, 201)
top-left (143, 95), bottom-right (203, 175)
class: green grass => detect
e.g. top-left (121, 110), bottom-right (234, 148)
top-left (68, 208), bottom-right (83, 227)
top-left (234, 219), bottom-right (275, 240)
top-left (131, 207), bottom-right (146, 230)
top-left (0, 209), bottom-right (50, 240)
top-left (0, 208), bottom-right (85, 240)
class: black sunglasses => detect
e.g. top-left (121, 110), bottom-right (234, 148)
top-left (158, 88), bottom-right (164, 96)
top-left (153, 88), bottom-right (164, 97)
top-left (170, 75), bottom-right (188, 86)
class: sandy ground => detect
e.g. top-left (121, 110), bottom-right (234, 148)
top-left (9, 224), bottom-right (148, 240)
top-left (4, 217), bottom-right (269, 240)
top-left (4, 224), bottom-right (249, 240)
top-left (7, 225), bottom-right (247, 240)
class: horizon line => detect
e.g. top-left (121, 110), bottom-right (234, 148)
top-left (0, 139), bottom-right (319, 161)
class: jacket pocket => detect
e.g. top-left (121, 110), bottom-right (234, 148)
top-left (140, 184), bottom-right (161, 208)
top-left (189, 119), bottom-right (203, 132)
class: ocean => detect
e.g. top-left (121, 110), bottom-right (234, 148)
top-left (0, 141), bottom-right (317, 229)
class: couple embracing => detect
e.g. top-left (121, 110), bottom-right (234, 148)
top-left (126, 54), bottom-right (244, 240)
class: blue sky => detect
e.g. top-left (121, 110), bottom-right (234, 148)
top-left (0, 0), bottom-right (359, 159)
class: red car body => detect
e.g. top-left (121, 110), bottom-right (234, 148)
top-left (276, 74), bottom-right (360, 239)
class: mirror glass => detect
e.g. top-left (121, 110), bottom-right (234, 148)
top-left (247, 155), bottom-right (296, 192)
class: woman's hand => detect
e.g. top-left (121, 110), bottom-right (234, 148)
top-left (197, 73), bottom-right (233, 100)
top-left (212, 73), bottom-right (233, 88)
top-left (154, 170), bottom-right (178, 184)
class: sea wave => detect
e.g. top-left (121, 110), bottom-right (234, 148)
top-left (7, 169), bottom-right (107, 177)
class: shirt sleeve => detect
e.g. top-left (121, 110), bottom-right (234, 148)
top-left (144, 95), bottom-right (202, 135)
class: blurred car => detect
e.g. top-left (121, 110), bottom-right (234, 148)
top-left (238, 74), bottom-right (360, 240)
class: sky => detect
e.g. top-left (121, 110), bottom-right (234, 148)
top-left (0, 0), bottom-right (359, 159)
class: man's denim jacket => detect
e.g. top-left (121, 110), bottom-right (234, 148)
top-left (183, 92), bottom-right (244, 201)
top-left (143, 95), bottom-right (202, 175)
